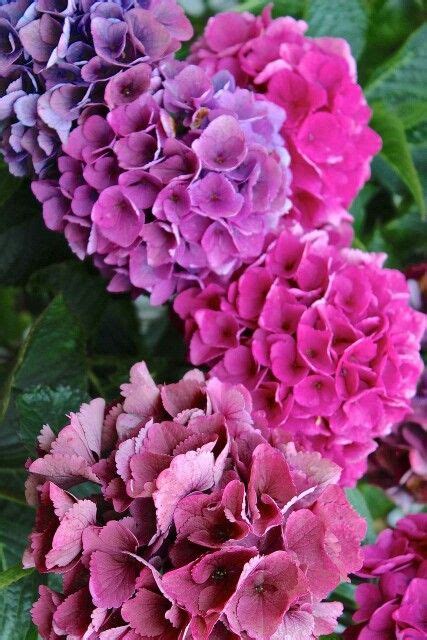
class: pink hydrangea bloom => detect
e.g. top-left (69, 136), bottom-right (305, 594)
top-left (174, 229), bottom-right (425, 486)
top-left (191, 8), bottom-right (382, 243)
top-left (25, 361), bottom-right (366, 640)
top-left (347, 514), bottom-right (427, 639)
top-left (32, 64), bottom-right (291, 303)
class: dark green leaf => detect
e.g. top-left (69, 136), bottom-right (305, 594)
top-left (0, 468), bottom-right (27, 506)
top-left (0, 566), bottom-right (33, 590)
top-left (0, 572), bottom-right (40, 640)
top-left (0, 289), bottom-right (31, 349)
top-left (351, 183), bottom-right (379, 239)
top-left (0, 185), bottom-right (69, 286)
top-left (272, 0), bottom-right (305, 17)
top-left (306, 0), bottom-right (368, 59)
top-left (381, 210), bottom-right (427, 267)
top-left (371, 103), bottom-right (425, 215)
top-left (365, 23), bottom-right (427, 119)
top-left (16, 385), bottom-right (88, 454)
top-left (0, 501), bottom-right (34, 566)
top-left (346, 487), bottom-right (376, 543)
top-left (14, 296), bottom-right (87, 392)
top-left (29, 261), bottom-right (109, 336)
top-left (0, 163), bottom-right (22, 209)
top-left (330, 582), bottom-right (357, 610)
top-left (358, 483), bottom-right (395, 521)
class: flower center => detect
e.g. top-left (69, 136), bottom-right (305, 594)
top-left (211, 567), bottom-right (227, 582)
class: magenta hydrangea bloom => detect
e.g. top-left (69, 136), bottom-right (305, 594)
top-left (0, 0), bottom-right (192, 176)
top-left (24, 361), bottom-right (366, 640)
top-left (32, 64), bottom-right (291, 302)
top-left (367, 370), bottom-right (427, 506)
top-left (346, 514), bottom-right (427, 639)
top-left (191, 8), bottom-right (382, 243)
top-left (174, 230), bottom-right (425, 486)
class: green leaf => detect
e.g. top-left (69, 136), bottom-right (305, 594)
top-left (14, 296), bottom-right (87, 392)
top-left (0, 566), bottom-right (33, 590)
top-left (306, 0), bottom-right (368, 59)
top-left (371, 103), bottom-right (425, 215)
top-left (330, 582), bottom-right (357, 610)
top-left (0, 184), bottom-right (69, 286)
top-left (0, 296), bottom-right (88, 464)
top-left (29, 261), bottom-right (109, 337)
top-left (350, 183), bottom-right (379, 239)
top-left (16, 385), bottom-right (88, 454)
top-left (346, 487), bottom-right (376, 544)
top-left (0, 163), bottom-right (22, 209)
top-left (358, 483), bottom-right (395, 522)
top-left (365, 23), bottom-right (427, 120)
top-left (0, 288), bottom-right (31, 349)
top-left (0, 501), bottom-right (34, 567)
top-left (0, 572), bottom-right (40, 640)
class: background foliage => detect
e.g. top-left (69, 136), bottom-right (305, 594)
top-left (0, 0), bottom-right (426, 637)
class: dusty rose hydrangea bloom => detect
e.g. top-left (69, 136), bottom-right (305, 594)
top-left (346, 514), bottom-right (427, 639)
top-left (32, 64), bottom-right (291, 302)
top-left (24, 361), bottom-right (366, 640)
top-left (0, 0), bottom-right (193, 176)
top-left (191, 8), bottom-right (382, 244)
top-left (174, 230), bottom-right (425, 486)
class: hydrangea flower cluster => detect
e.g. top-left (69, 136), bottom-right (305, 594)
top-left (25, 362), bottom-right (366, 640)
top-left (367, 370), bottom-right (427, 506)
top-left (174, 230), bottom-right (425, 486)
top-left (191, 9), bottom-right (382, 243)
top-left (346, 514), bottom-right (427, 639)
top-left (32, 65), bottom-right (291, 302)
top-left (0, 0), bottom-right (192, 176)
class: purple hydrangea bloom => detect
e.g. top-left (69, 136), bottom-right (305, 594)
top-left (32, 64), bottom-right (292, 303)
top-left (0, 0), bottom-right (192, 175)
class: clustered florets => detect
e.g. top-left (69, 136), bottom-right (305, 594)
top-left (32, 64), bottom-right (291, 302)
top-left (347, 514), bottom-right (427, 639)
top-left (175, 230), bottom-right (425, 486)
top-left (191, 8), bottom-right (382, 243)
top-left (0, 0), bottom-right (192, 176)
top-left (25, 362), bottom-right (366, 640)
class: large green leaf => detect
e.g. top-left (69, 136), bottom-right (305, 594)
top-left (330, 582), bottom-right (357, 610)
top-left (16, 385), bottom-right (88, 454)
top-left (0, 296), bottom-right (88, 467)
top-left (358, 483), bottom-right (394, 521)
top-left (0, 501), bottom-right (34, 567)
top-left (13, 296), bottom-right (87, 392)
top-left (0, 163), bottom-right (22, 209)
top-left (346, 487), bottom-right (376, 544)
top-left (0, 566), bottom-right (33, 590)
top-left (29, 261), bottom-right (109, 337)
top-left (365, 23), bottom-right (427, 129)
top-left (0, 572), bottom-right (40, 640)
top-left (370, 103), bottom-right (425, 215)
top-left (0, 184), bottom-right (69, 286)
top-left (306, 0), bottom-right (368, 59)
